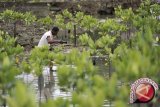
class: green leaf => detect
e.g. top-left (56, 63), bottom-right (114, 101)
top-left (2, 56), bottom-right (10, 68)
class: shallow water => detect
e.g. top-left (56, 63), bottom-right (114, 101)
top-left (16, 66), bottom-right (72, 102)
top-left (16, 57), bottom-right (113, 107)
top-left (12, 58), bottom-right (154, 107)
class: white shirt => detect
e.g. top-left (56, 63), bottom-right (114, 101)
top-left (38, 31), bottom-right (53, 47)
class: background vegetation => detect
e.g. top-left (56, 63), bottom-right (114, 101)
top-left (0, 0), bottom-right (160, 107)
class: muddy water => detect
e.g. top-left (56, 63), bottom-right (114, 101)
top-left (16, 55), bottom-right (154, 107)
top-left (16, 67), bottom-right (72, 102)
top-left (16, 56), bottom-right (114, 106)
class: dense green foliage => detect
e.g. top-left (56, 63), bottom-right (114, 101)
top-left (0, 0), bottom-right (160, 107)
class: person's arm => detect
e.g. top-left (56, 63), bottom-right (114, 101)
top-left (47, 36), bottom-right (67, 44)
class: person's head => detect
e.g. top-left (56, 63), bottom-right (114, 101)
top-left (51, 26), bottom-right (59, 35)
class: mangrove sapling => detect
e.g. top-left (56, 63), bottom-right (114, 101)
top-left (0, 30), bottom-right (24, 106)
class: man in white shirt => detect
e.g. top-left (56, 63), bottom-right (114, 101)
top-left (38, 27), bottom-right (66, 47)
top-left (38, 27), bottom-right (68, 100)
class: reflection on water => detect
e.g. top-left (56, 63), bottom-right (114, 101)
top-left (16, 57), bottom-right (113, 107)
top-left (16, 66), bottom-right (72, 103)
top-left (15, 46), bottom-right (160, 107)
